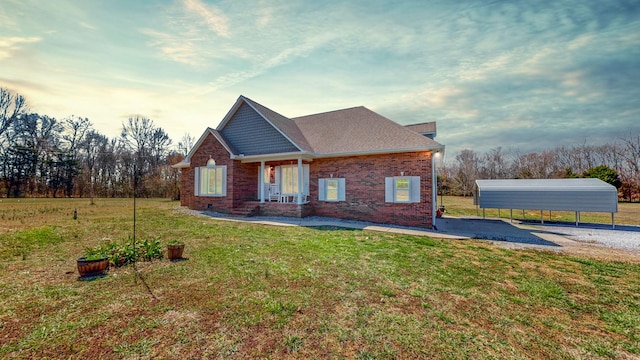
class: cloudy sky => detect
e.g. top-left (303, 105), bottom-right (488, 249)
top-left (1, 0), bottom-right (639, 157)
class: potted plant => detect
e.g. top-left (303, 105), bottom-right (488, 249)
top-left (167, 240), bottom-right (185, 260)
top-left (77, 246), bottom-right (109, 278)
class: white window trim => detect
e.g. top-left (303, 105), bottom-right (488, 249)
top-left (194, 165), bottom-right (227, 197)
top-left (318, 178), bottom-right (346, 202)
top-left (385, 176), bottom-right (420, 203)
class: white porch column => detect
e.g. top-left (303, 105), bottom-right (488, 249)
top-left (260, 161), bottom-right (265, 203)
top-left (297, 157), bottom-right (303, 204)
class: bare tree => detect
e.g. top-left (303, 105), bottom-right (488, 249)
top-left (177, 133), bottom-right (195, 156)
top-left (454, 149), bottom-right (481, 196)
top-left (619, 134), bottom-right (640, 201)
top-left (120, 116), bottom-right (172, 197)
top-left (80, 129), bottom-right (108, 202)
top-left (0, 87), bottom-right (28, 138)
top-left (481, 147), bottom-right (508, 179)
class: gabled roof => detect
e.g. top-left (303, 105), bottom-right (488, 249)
top-left (172, 128), bottom-right (236, 168)
top-left (216, 96), bottom-right (313, 155)
top-left (241, 97), bottom-right (314, 153)
top-left (293, 106), bottom-right (441, 156)
top-left (181, 95), bottom-right (443, 164)
top-left (405, 122), bottom-right (436, 136)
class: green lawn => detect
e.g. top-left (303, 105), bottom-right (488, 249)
top-left (0, 198), bottom-right (639, 358)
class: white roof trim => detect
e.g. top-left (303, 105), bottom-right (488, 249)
top-left (183, 128), bottom-right (235, 163)
top-left (172, 161), bottom-right (190, 169)
top-left (234, 151), bottom-right (314, 163)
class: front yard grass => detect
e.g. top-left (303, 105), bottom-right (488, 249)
top-left (0, 198), bottom-right (639, 358)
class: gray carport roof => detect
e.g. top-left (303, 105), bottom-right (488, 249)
top-left (474, 178), bottom-right (618, 213)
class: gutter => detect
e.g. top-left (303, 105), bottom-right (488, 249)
top-left (313, 145), bottom-right (445, 159)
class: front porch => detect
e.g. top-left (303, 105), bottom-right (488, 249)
top-left (247, 157), bottom-right (311, 206)
top-left (231, 200), bottom-right (314, 218)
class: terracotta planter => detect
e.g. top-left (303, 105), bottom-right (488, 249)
top-left (167, 244), bottom-right (185, 260)
top-left (77, 257), bottom-right (109, 277)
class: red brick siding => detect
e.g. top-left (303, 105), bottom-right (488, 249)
top-left (259, 202), bottom-right (313, 217)
top-left (231, 161), bottom-right (257, 207)
top-left (309, 152), bottom-right (433, 228)
top-left (180, 133), bottom-right (433, 227)
top-left (180, 133), bottom-right (235, 212)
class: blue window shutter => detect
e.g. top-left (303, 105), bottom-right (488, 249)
top-left (318, 179), bottom-right (326, 201)
top-left (194, 167), bottom-right (200, 196)
top-left (385, 177), bottom-right (394, 202)
top-left (410, 176), bottom-right (421, 203)
top-left (338, 178), bottom-right (346, 201)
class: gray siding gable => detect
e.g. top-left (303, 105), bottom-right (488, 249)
top-left (220, 102), bottom-right (300, 156)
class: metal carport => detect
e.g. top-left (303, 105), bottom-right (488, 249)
top-left (473, 178), bottom-right (618, 228)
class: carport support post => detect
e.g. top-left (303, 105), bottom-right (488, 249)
top-left (612, 213), bottom-right (615, 229)
top-left (510, 209), bottom-right (513, 223)
top-left (540, 210), bottom-right (544, 224)
top-left (483, 208), bottom-right (485, 219)
top-left (498, 208), bottom-right (501, 218)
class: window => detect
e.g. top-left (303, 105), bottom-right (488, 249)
top-left (280, 165), bottom-right (299, 194)
top-left (277, 164), bottom-right (309, 195)
top-left (327, 179), bottom-right (339, 201)
top-left (194, 164), bottom-right (226, 196)
top-left (385, 176), bottom-right (420, 203)
top-left (318, 178), bottom-right (345, 201)
top-left (395, 178), bottom-right (410, 202)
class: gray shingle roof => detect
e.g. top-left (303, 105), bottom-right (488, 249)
top-left (216, 96), bottom-right (442, 157)
top-left (405, 122), bottom-right (436, 135)
top-left (293, 106), bottom-right (441, 155)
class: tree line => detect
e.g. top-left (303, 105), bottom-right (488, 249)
top-left (441, 137), bottom-right (640, 201)
top-left (0, 87), bottom-right (195, 199)
top-left (4, 86), bottom-right (638, 201)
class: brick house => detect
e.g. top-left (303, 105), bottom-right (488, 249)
top-left (174, 96), bottom-right (444, 228)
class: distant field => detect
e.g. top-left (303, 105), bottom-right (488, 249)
top-left (1, 198), bottom-right (639, 358)
top-left (439, 195), bottom-right (640, 226)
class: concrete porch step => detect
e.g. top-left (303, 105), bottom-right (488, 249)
top-left (230, 205), bottom-right (261, 217)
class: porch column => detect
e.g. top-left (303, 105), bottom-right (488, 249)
top-left (260, 161), bottom-right (265, 203)
top-left (297, 157), bottom-right (303, 204)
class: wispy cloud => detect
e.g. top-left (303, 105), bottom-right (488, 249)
top-left (181, 0), bottom-right (230, 38)
top-left (141, 0), bottom-right (235, 66)
top-left (79, 21), bottom-right (96, 30)
top-left (203, 32), bottom-right (337, 93)
top-left (0, 36), bottom-right (41, 59)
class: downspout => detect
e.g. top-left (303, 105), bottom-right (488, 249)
top-left (431, 150), bottom-right (437, 229)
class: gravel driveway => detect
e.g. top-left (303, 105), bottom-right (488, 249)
top-left (179, 207), bottom-right (640, 258)
top-left (434, 216), bottom-right (640, 251)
